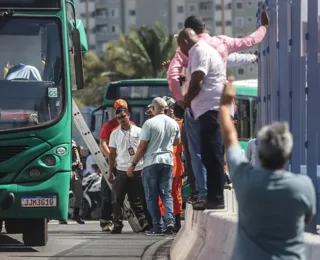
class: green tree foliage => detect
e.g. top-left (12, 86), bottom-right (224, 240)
top-left (72, 51), bottom-right (109, 106)
top-left (104, 24), bottom-right (176, 79)
top-left (74, 24), bottom-right (176, 106)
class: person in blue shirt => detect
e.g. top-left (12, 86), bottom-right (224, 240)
top-left (219, 80), bottom-right (316, 260)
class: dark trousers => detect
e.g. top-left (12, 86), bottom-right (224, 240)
top-left (198, 110), bottom-right (224, 203)
top-left (182, 121), bottom-right (197, 195)
top-left (112, 170), bottom-right (152, 227)
top-left (100, 177), bottom-right (113, 221)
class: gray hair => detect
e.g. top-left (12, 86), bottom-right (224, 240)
top-left (257, 122), bottom-right (293, 170)
top-left (152, 97), bottom-right (167, 112)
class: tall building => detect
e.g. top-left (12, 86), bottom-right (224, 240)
top-left (75, 0), bottom-right (265, 78)
top-left (74, 0), bottom-right (97, 51)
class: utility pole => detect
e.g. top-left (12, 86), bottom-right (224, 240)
top-left (221, 0), bottom-right (225, 35)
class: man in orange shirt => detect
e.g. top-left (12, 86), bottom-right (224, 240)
top-left (99, 99), bottom-right (135, 231)
top-left (158, 96), bottom-right (184, 232)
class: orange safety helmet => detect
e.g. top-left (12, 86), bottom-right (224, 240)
top-left (113, 99), bottom-right (128, 110)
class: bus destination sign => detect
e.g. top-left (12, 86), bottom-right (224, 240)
top-left (0, 0), bottom-right (61, 10)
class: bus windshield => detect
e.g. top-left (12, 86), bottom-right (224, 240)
top-left (0, 17), bottom-right (63, 131)
top-left (104, 82), bottom-right (171, 126)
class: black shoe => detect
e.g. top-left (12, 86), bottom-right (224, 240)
top-left (205, 201), bottom-right (225, 210)
top-left (72, 214), bottom-right (85, 224)
top-left (59, 220), bottom-right (68, 224)
top-left (192, 198), bottom-right (207, 211)
top-left (187, 194), bottom-right (198, 204)
top-left (111, 222), bottom-right (123, 234)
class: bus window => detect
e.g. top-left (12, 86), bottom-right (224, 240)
top-left (130, 107), bottom-right (145, 127)
top-left (235, 98), bottom-right (250, 140)
top-left (112, 85), bottom-right (171, 100)
top-left (252, 99), bottom-right (257, 138)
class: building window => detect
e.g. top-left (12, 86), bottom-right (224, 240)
top-left (247, 1), bottom-right (253, 6)
top-left (236, 34), bottom-right (244, 38)
top-left (89, 45), bottom-right (96, 50)
top-left (80, 13), bottom-right (86, 19)
top-left (216, 21), bottom-right (222, 27)
top-left (236, 1), bottom-right (243, 9)
top-left (110, 8), bottom-right (119, 18)
top-left (225, 20), bottom-right (232, 26)
top-left (96, 8), bottom-right (108, 17)
top-left (178, 22), bottom-right (184, 29)
top-left (235, 17), bottom-right (244, 28)
top-left (188, 4), bottom-right (196, 12)
top-left (96, 25), bottom-right (108, 33)
top-left (111, 25), bottom-right (119, 34)
top-left (128, 9), bottom-right (136, 16)
top-left (226, 3), bottom-right (232, 9)
top-left (177, 6), bottom-right (184, 13)
top-left (199, 2), bottom-right (212, 11)
top-left (247, 16), bottom-right (254, 24)
top-left (215, 4), bottom-right (222, 11)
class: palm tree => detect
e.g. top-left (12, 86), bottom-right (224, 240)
top-left (104, 24), bottom-right (176, 79)
top-left (72, 51), bottom-right (109, 106)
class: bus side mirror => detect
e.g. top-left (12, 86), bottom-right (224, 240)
top-left (71, 28), bottom-right (85, 89)
top-left (75, 19), bottom-right (88, 53)
top-left (90, 114), bottom-right (96, 132)
top-left (104, 110), bottom-right (109, 123)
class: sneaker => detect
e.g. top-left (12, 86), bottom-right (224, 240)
top-left (163, 224), bottom-right (175, 235)
top-left (102, 222), bottom-right (113, 232)
top-left (145, 228), bottom-right (165, 236)
top-left (205, 201), bottom-right (225, 210)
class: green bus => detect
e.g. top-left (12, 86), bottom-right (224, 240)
top-left (0, 0), bottom-right (88, 246)
top-left (91, 78), bottom-right (258, 145)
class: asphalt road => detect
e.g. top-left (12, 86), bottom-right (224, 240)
top-left (0, 220), bottom-right (173, 260)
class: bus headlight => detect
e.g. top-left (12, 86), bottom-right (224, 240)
top-left (56, 147), bottom-right (66, 155)
top-left (29, 168), bottom-right (41, 178)
top-left (43, 155), bottom-right (56, 166)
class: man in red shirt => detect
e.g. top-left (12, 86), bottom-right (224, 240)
top-left (99, 99), bottom-right (135, 231)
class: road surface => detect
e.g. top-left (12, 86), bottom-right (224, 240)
top-left (0, 220), bottom-right (173, 260)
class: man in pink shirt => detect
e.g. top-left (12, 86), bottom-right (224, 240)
top-left (170, 10), bottom-right (269, 210)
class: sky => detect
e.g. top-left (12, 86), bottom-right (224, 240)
top-left (301, 0), bottom-right (320, 22)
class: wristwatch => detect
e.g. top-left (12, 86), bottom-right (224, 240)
top-left (131, 162), bottom-right (137, 167)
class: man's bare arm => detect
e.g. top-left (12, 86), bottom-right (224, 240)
top-left (132, 141), bottom-right (149, 165)
top-left (184, 71), bottom-right (204, 106)
top-left (173, 137), bottom-right (181, 146)
top-left (108, 147), bottom-right (116, 176)
top-left (100, 138), bottom-right (110, 158)
top-left (219, 81), bottom-right (239, 149)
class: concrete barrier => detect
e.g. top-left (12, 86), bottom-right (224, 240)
top-left (171, 190), bottom-right (320, 260)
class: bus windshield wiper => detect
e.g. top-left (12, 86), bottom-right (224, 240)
top-left (0, 10), bottom-right (15, 30)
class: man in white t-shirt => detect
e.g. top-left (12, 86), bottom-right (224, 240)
top-left (177, 28), bottom-right (226, 210)
top-left (108, 107), bottom-right (151, 234)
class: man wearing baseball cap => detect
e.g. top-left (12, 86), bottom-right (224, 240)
top-left (99, 99), bottom-right (135, 231)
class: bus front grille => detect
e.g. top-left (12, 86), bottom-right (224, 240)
top-left (0, 146), bottom-right (29, 163)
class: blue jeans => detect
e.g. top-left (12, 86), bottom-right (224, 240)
top-left (184, 108), bottom-right (207, 198)
top-left (142, 164), bottom-right (174, 230)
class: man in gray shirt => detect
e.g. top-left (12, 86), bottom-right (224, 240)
top-left (127, 97), bottom-right (181, 236)
top-left (219, 81), bottom-right (316, 260)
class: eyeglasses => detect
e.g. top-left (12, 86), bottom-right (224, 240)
top-left (116, 115), bottom-right (126, 120)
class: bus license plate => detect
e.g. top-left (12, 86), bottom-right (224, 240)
top-left (21, 196), bottom-right (57, 208)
